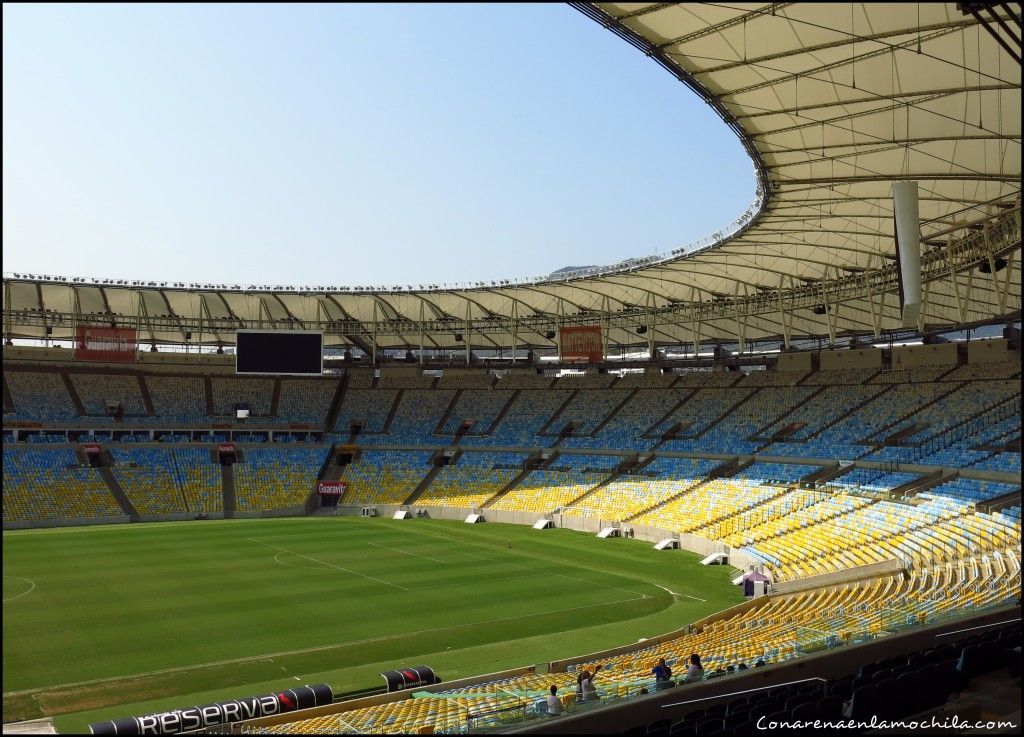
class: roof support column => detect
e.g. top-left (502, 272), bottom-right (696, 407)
top-left (865, 256), bottom-right (882, 339)
top-left (196, 295), bottom-right (203, 355)
top-left (2, 281), bottom-right (8, 340)
top-left (602, 295), bottom-right (611, 362)
top-left (733, 282), bottom-right (747, 353)
top-left (419, 301), bottom-right (425, 366)
top-left (690, 287), bottom-right (701, 358)
top-left (135, 293), bottom-right (144, 348)
top-left (71, 286), bottom-right (80, 344)
top-left (556, 299), bottom-right (565, 363)
top-left (645, 292), bottom-right (655, 360)
top-left (984, 225), bottom-right (1001, 309)
top-left (945, 236), bottom-right (966, 324)
top-left (371, 301), bottom-right (378, 367)
top-left (464, 299), bottom-right (471, 366)
top-left (824, 268), bottom-right (839, 346)
top-left (997, 251), bottom-right (1014, 314)
top-left (778, 275), bottom-right (791, 349)
top-left (510, 301), bottom-right (518, 364)
top-left (964, 268), bottom-right (976, 323)
top-left (916, 279), bottom-right (931, 334)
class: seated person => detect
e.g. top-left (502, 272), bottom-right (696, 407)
top-left (546, 685), bottom-right (562, 716)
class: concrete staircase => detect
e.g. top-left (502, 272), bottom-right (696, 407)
top-left (481, 390), bottom-right (521, 436)
top-left (136, 375), bottom-right (156, 416)
top-left (402, 451), bottom-right (459, 506)
top-left (203, 377), bottom-right (215, 417)
top-left (537, 390), bottom-right (580, 436)
top-left (269, 378), bottom-right (282, 418)
top-left (480, 452), bottom-right (550, 508)
top-left (588, 388), bottom-right (639, 437)
top-left (623, 456), bottom-right (748, 523)
top-left (641, 388), bottom-right (700, 439)
top-left (324, 374), bottom-right (351, 432)
top-left (380, 390), bottom-right (404, 434)
top-left (221, 464), bottom-right (236, 518)
top-left (95, 462), bottom-right (139, 521)
top-left (433, 390), bottom-right (465, 435)
top-left (60, 370), bottom-right (86, 416)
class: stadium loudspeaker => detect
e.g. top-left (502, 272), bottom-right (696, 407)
top-left (544, 330), bottom-right (556, 340)
top-left (893, 181), bottom-right (922, 328)
top-left (979, 258), bottom-right (1008, 274)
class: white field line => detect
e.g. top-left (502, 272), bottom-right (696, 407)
top-left (248, 537), bottom-right (409, 591)
top-left (653, 583), bottom-right (705, 602)
top-left (4, 594), bottom-right (647, 698)
top-left (270, 549), bottom-right (542, 592)
top-left (391, 528), bottom-right (654, 600)
top-left (2, 576), bottom-right (37, 603)
top-left (272, 552), bottom-right (337, 571)
top-left (367, 541), bottom-right (449, 564)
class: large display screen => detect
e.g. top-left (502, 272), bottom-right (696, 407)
top-left (235, 331), bottom-right (323, 375)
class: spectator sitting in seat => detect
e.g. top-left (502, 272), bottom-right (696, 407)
top-left (685, 653), bottom-right (704, 681)
top-left (546, 685), bottom-right (562, 716)
top-left (652, 658), bottom-right (672, 689)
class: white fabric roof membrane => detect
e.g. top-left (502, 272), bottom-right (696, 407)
top-left (3, 2), bottom-right (1020, 350)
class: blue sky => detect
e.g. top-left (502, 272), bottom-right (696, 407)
top-left (2, 3), bottom-right (755, 286)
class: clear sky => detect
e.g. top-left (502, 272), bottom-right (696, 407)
top-left (2, 3), bottom-right (755, 287)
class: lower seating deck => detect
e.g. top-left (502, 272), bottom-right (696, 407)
top-left (256, 553), bottom-right (1021, 735)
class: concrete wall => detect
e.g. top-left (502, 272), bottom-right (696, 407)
top-left (967, 338), bottom-right (1014, 364)
top-left (441, 367), bottom-right (490, 378)
top-left (3, 515), bottom-right (131, 530)
top-left (891, 342), bottom-right (957, 369)
top-left (2, 345), bottom-right (237, 373)
top-left (777, 352), bottom-right (812, 373)
top-left (378, 365), bottom-right (423, 378)
top-left (233, 505), bottom-right (306, 520)
top-left (819, 347), bottom-right (883, 370)
top-left (771, 559), bottom-right (904, 595)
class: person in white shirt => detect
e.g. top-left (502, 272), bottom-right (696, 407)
top-left (576, 664), bottom-right (602, 701)
top-left (546, 685), bottom-right (562, 716)
top-left (685, 653), bottom-right (704, 681)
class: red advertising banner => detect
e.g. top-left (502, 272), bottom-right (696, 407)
top-left (83, 443), bottom-right (103, 454)
top-left (217, 444), bottom-right (236, 453)
top-left (318, 481), bottom-right (347, 496)
top-left (74, 326), bottom-right (138, 363)
top-left (559, 325), bottom-right (604, 363)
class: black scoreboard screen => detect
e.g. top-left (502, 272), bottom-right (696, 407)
top-left (236, 331), bottom-right (323, 375)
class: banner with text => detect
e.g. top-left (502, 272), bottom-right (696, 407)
top-left (74, 326), bottom-right (138, 363)
top-left (318, 481), bottom-right (348, 496)
top-left (88, 683), bottom-right (333, 735)
top-left (559, 325), bottom-right (603, 363)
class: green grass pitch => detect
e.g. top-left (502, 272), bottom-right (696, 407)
top-left (2, 517), bottom-right (743, 733)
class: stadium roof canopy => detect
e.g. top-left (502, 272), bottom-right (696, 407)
top-left (3, 2), bottom-right (1021, 354)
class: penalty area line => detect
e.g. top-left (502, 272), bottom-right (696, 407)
top-left (248, 537), bottom-right (409, 591)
